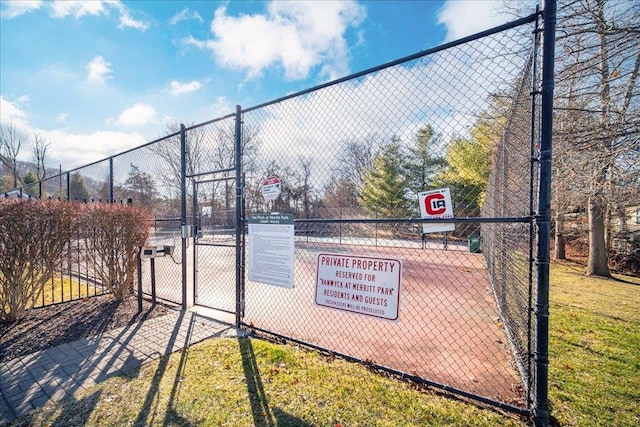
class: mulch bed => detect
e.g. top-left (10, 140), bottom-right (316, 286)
top-left (0, 294), bottom-right (170, 363)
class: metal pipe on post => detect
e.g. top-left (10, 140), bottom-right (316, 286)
top-left (137, 251), bottom-right (143, 313)
top-left (234, 105), bottom-right (243, 328)
top-left (180, 123), bottom-right (188, 310)
top-left (535, 1), bottom-right (556, 426)
top-left (240, 172), bottom-right (246, 320)
top-left (192, 179), bottom-right (198, 307)
top-left (150, 258), bottom-right (157, 306)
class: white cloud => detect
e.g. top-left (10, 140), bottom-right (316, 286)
top-left (4, 0), bottom-right (148, 30)
top-left (0, 97), bottom-right (150, 169)
top-left (112, 0), bottom-right (148, 30)
top-left (50, 0), bottom-right (106, 19)
top-left (86, 56), bottom-right (113, 84)
top-left (169, 7), bottom-right (203, 25)
top-left (0, 0), bottom-right (42, 19)
top-left (43, 129), bottom-right (147, 168)
top-left (186, 0), bottom-right (366, 81)
top-left (240, 19), bottom-right (534, 192)
top-left (437, 0), bottom-right (513, 42)
top-left (0, 96), bottom-right (30, 129)
top-left (167, 80), bottom-right (203, 95)
top-left (56, 113), bottom-right (68, 123)
top-left (118, 12), bottom-right (148, 31)
top-left (114, 103), bottom-right (157, 127)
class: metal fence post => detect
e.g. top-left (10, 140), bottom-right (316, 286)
top-left (180, 123), bottom-right (188, 310)
top-left (235, 105), bottom-right (243, 328)
top-left (109, 157), bottom-right (114, 203)
top-left (192, 179), bottom-right (198, 307)
top-left (535, 0), bottom-right (556, 426)
top-left (137, 252), bottom-right (143, 313)
top-left (66, 172), bottom-right (70, 200)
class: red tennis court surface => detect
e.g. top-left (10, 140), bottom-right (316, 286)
top-left (241, 240), bottom-right (523, 404)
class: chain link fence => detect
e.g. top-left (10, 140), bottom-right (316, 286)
top-left (239, 13), bottom-right (541, 413)
top-left (3, 7), bottom-right (555, 420)
top-left (482, 53), bottom-right (538, 400)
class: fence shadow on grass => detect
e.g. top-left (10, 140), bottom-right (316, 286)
top-left (238, 337), bottom-right (311, 427)
top-left (48, 390), bottom-right (102, 427)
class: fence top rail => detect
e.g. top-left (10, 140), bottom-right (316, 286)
top-left (241, 11), bottom-right (539, 114)
top-left (186, 167), bottom-right (235, 179)
top-left (184, 113), bottom-right (235, 133)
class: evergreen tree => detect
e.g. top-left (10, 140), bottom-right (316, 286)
top-left (405, 124), bottom-right (446, 196)
top-left (359, 139), bottom-right (410, 218)
top-left (124, 164), bottom-right (157, 206)
top-left (22, 172), bottom-right (38, 197)
top-left (69, 173), bottom-right (90, 201)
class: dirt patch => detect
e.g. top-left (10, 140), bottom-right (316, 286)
top-left (0, 294), bottom-right (170, 363)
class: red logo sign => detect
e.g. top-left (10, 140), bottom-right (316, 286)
top-left (424, 193), bottom-right (447, 215)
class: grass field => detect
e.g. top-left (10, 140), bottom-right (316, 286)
top-left (15, 337), bottom-right (527, 427)
top-left (9, 262), bottom-right (639, 426)
top-left (548, 263), bottom-right (640, 426)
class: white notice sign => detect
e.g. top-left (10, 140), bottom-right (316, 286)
top-left (248, 214), bottom-right (294, 288)
top-left (315, 253), bottom-right (402, 321)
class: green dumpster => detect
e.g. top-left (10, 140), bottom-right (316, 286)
top-left (468, 236), bottom-right (481, 253)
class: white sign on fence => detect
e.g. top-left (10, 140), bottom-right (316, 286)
top-left (315, 253), bottom-right (402, 321)
top-left (418, 187), bottom-right (455, 233)
top-left (261, 176), bottom-right (282, 202)
top-left (248, 213), bottom-right (294, 288)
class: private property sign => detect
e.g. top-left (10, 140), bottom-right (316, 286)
top-left (418, 187), bottom-right (455, 233)
top-left (315, 253), bottom-right (402, 321)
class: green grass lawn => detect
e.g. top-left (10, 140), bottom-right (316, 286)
top-left (15, 337), bottom-right (526, 427)
top-left (10, 263), bottom-right (639, 426)
top-left (548, 263), bottom-right (640, 426)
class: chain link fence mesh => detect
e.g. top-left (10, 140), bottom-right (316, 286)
top-left (2, 11), bottom-right (546, 413)
top-left (240, 18), bottom-right (539, 409)
top-left (482, 53), bottom-right (538, 396)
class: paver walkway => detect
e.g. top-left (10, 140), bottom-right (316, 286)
top-left (0, 309), bottom-right (232, 425)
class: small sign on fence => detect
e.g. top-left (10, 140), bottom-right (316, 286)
top-left (315, 253), bottom-right (402, 321)
top-left (261, 176), bottom-right (282, 202)
top-left (418, 187), bottom-right (455, 234)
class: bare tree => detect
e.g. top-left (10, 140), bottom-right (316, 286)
top-left (553, 0), bottom-right (640, 276)
top-left (334, 135), bottom-right (382, 196)
top-left (148, 123), bottom-right (207, 198)
top-left (149, 121), bottom-right (259, 214)
top-left (297, 157), bottom-right (316, 218)
top-left (0, 122), bottom-right (28, 188)
top-left (32, 132), bottom-right (51, 181)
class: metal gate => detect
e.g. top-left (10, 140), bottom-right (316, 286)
top-left (192, 171), bottom-right (239, 313)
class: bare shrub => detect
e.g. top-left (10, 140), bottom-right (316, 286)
top-left (0, 200), bottom-right (79, 323)
top-left (82, 204), bottom-right (152, 300)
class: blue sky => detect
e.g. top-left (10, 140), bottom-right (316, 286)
top-left (0, 0), bottom-right (529, 169)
